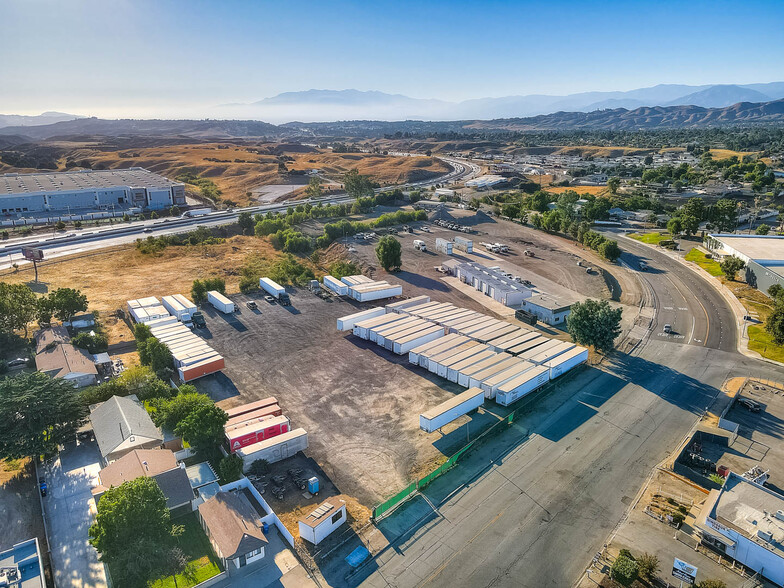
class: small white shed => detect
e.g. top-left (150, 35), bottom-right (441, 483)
top-left (298, 498), bottom-right (347, 545)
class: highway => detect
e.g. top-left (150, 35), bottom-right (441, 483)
top-left (354, 231), bottom-right (782, 588)
top-left (0, 156), bottom-right (479, 270)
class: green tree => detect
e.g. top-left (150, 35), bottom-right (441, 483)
top-left (610, 554), bottom-right (638, 586)
top-left (680, 214), bottom-right (699, 237)
top-left (765, 301), bottom-right (784, 345)
top-left (150, 391), bottom-right (214, 431)
top-left (712, 198), bottom-right (738, 232)
top-left (329, 260), bottom-right (360, 280)
top-left (48, 287), bottom-right (88, 323)
top-left (0, 282), bottom-right (38, 337)
top-left (598, 240), bottom-right (621, 262)
top-left (344, 169), bottom-right (375, 199)
top-left (0, 372), bottom-right (86, 459)
top-left (644, 155), bottom-right (654, 165)
top-left (607, 176), bottom-right (621, 194)
top-left (755, 223), bottom-right (770, 235)
top-left (170, 205), bottom-right (181, 217)
top-left (55, 220), bottom-right (66, 230)
top-left (190, 279), bottom-right (208, 304)
top-left (719, 255), bottom-right (745, 281)
top-left (89, 477), bottom-right (180, 587)
top-left (35, 295), bottom-right (55, 327)
top-left (566, 299), bottom-right (623, 354)
top-left (768, 284), bottom-right (784, 300)
top-left (134, 322), bottom-right (152, 343)
top-left (375, 235), bottom-right (402, 271)
top-left (667, 218), bottom-right (682, 236)
top-left (683, 197), bottom-right (705, 220)
top-left (237, 211), bottom-right (255, 235)
top-left (218, 454), bottom-right (244, 483)
top-left (305, 176), bottom-right (323, 198)
top-left (174, 404), bottom-right (228, 451)
top-left (636, 553), bottom-right (660, 581)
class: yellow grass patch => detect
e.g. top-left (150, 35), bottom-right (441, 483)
top-left (545, 185), bottom-right (608, 196)
top-left (708, 148), bottom-right (761, 161)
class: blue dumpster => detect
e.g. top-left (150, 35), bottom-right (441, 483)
top-left (262, 521), bottom-right (269, 534)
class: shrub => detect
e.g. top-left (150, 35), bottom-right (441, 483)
top-left (218, 454), bottom-right (244, 483)
top-left (610, 554), bottom-right (638, 587)
top-left (636, 553), bottom-right (659, 580)
top-left (71, 332), bottom-right (108, 353)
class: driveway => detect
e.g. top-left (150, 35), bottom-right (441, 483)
top-left (43, 440), bottom-right (107, 588)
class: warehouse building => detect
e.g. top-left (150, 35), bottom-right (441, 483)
top-left (695, 472), bottom-right (784, 586)
top-left (705, 234), bottom-right (784, 295)
top-left (519, 294), bottom-right (574, 325)
top-left (445, 260), bottom-right (532, 307)
top-left (0, 168), bottom-right (186, 216)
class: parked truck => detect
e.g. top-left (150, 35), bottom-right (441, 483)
top-left (259, 277), bottom-right (290, 306)
top-left (181, 208), bottom-right (211, 218)
top-left (413, 239), bottom-right (427, 251)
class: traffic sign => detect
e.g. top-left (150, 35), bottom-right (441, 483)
top-left (672, 558), bottom-right (697, 584)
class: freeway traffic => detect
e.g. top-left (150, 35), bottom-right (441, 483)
top-left (0, 156), bottom-right (479, 270)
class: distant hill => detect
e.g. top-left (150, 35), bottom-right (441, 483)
top-left (0, 111), bottom-right (83, 129)
top-left (2, 99), bottom-right (784, 141)
top-left (663, 85), bottom-right (771, 108)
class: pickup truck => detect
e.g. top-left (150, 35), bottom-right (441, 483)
top-left (191, 311), bottom-right (206, 328)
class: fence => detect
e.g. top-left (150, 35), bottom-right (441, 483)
top-left (372, 367), bottom-right (585, 520)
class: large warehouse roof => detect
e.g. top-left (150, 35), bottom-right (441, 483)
top-left (709, 234), bottom-right (784, 263)
top-left (1, 167), bottom-right (180, 195)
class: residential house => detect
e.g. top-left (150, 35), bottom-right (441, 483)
top-left (198, 491), bottom-right (268, 575)
top-left (92, 449), bottom-right (195, 517)
top-left (90, 395), bottom-right (164, 465)
top-left (34, 326), bottom-right (98, 388)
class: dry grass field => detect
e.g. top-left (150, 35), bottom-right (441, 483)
top-left (708, 148), bottom-right (761, 160)
top-left (545, 185), bottom-right (608, 195)
top-left (0, 142), bottom-right (450, 206)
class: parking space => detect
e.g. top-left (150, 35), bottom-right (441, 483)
top-left (42, 440), bottom-right (107, 588)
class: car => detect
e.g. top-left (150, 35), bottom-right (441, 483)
top-left (663, 324), bottom-right (672, 333)
top-left (245, 300), bottom-right (257, 310)
top-left (143, 228), bottom-right (153, 233)
top-left (7, 357), bottom-right (27, 367)
top-left (737, 398), bottom-right (761, 412)
top-left (264, 295), bottom-right (275, 304)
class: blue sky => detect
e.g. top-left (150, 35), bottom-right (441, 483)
top-left (1, 0), bottom-right (783, 117)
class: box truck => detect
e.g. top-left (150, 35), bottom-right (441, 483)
top-left (207, 290), bottom-right (235, 314)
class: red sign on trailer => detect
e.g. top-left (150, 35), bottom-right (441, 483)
top-left (226, 415), bottom-right (290, 452)
top-left (225, 404), bottom-right (282, 429)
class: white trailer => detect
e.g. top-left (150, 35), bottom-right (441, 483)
top-left (495, 365), bottom-right (551, 406)
top-left (182, 207), bottom-right (211, 218)
top-left (371, 316), bottom-right (421, 345)
top-left (427, 342), bottom-right (480, 374)
top-left (259, 277), bottom-right (286, 299)
top-left (489, 330), bottom-right (538, 352)
top-left (383, 322), bottom-right (428, 351)
top-left (341, 274), bottom-right (373, 286)
top-left (457, 353), bottom-right (508, 387)
top-left (237, 428), bottom-right (309, 469)
top-left (207, 291), bottom-right (235, 314)
top-left (161, 294), bottom-right (197, 322)
top-left (420, 388), bottom-right (485, 433)
top-left (323, 275), bottom-right (349, 296)
top-left (453, 236), bottom-right (473, 253)
top-left (393, 325), bottom-right (444, 355)
top-left (527, 341), bottom-right (576, 365)
top-left (441, 311), bottom-right (482, 327)
top-left (479, 360), bottom-right (536, 399)
top-left (471, 323), bottom-right (519, 343)
top-left (336, 307), bottom-right (385, 331)
top-left (353, 283), bottom-right (403, 302)
top-left (413, 239), bottom-right (427, 251)
top-left (507, 335), bottom-right (550, 356)
top-left (546, 346), bottom-right (588, 379)
top-left (435, 238), bottom-right (453, 255)
top-left (516, 339), bottom-right (563, 362)
top-left (447, 349), bottom-right (497, 382)
top-left (353, 313), bottom-right (405, 339)
top-left (397, 301), bottom-right (441, 316)
top-left (408, 333), bottom-right (465, 365)
top-left (386, 295), bottom-right (431, 313)
top-left (467, 356), bottom-right (522, 390)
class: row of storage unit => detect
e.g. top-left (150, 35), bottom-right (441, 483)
top-left (127, 296), bottom-right (170, 324)
top-left (453, 236), bottom-right (473, 253)
top-left (161, 294), bottom-right (197, 321)
top-left (146, 316), bottom-right (225, 382)
top-left (223, 396), bottom-right (293, 452)
top-left (352, 312), bottom-right (447, 355)
top-left (323, 275), bottom-right (349, 296)
top-left (335, 274), bottom-right (403, 302)
top-left (420, 387), bottom-right (484, 433)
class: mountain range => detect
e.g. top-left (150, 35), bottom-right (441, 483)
top-left (0, 111), bottom-right (84, 128)
top-left (2, 99), bottom-right (784, 141)
top-left (215, 82), bottom-right (784, 122)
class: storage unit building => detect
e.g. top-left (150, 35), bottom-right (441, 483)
top-left (127, 297), bottom-right (170, 324)
top-left (453, 236), bottom-right (473, 253)
top-left (161, 294), bottom-right (197, 321)
top-left (323, 275), bottom-right (349, 296)
top-left (237, 428), bottom-right (308, 469)
top-left (495, 365), bottom-right (550, 406)
top-left (392, 325), bottom-right (444, 355)
top-left (336, 307), bottom-right (385, 331)
top-left (298, 499), bottom-right (347, 546)
top-left (420, 388), bottom-right (485, 433)
top-left (450, 261), bottom-right (533, 307)
top-left (519, 294), bottom-right (574, 326)
top-left (385, 295), bottom-right (431, 313)
top-left (435, 238), bottom-right (454, 255)
top-left (148, 320), bottom-right (224, 382)
top-left (224, 397), bottom-right (278, 419)
top-left (226, 415), bottom-right (290, 452)
top-left (546, 346), bottom-right (588, 379)
top-left (259, 277), bottom-right (286, 299)
top-left (207, 291), bottom-right (235, 314)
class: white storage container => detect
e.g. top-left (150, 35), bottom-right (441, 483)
top-left (354, 283), bottom-right (403, 302)
top-left (386, 295), bottom-right (431, 313)
top-left (420, 388), bottom-right (484, 433)
top-left (457, 353), bottom-right (507, 387)
top-left (323, 275), bottom-right (349, 296)
top-left (237, 428), bottom-right (309, 468)
top-left (353, 313), bottom-right (405, 339)
top-left (478, 360), bottom-right (535, 399)
top-left (207, 290), bottom-right (235, 314)
top-left (427, 342), bottom-right (480, 373)
top-left (336, 307), bottom-right (385, 331)
top-left (546, 346), bottom-right (588, 379)
top-left (447, 349), bottom-right (496, 382)
top-left (467, 356), bottom-right (521, 390)
top-left (527, 341), bottom-right (576, 365)
top-left (453, 236), bottom-right (473, 253)
top-left (393, 326), bottom-right (444, 355)
top-left (259, 277), bottom-right (286, 298)
top-left (495, 366), bottom-right (550, 406)
top-left (435, 238), bottom-right (453, 255)
top-left (409, 334), bottom-right (466, 366)
top-left (162, 294), bottom-right (197, 321)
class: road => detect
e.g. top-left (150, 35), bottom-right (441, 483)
top-left (352, 230), bottom-right (782, 588)
top-left (0, 156), bottom-right (478, 270)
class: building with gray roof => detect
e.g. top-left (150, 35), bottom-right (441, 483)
top-left (0, 167), bottom-right (186, 216)
top-left (0, 538), bottom-right (45, 588)
top-left (89, 395), bottom-right (163, 464)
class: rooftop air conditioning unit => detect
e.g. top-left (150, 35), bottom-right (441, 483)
top-left (775, 510), bottom-right (784, 522)
top-left (758, 529), bottom-right (773, 542)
